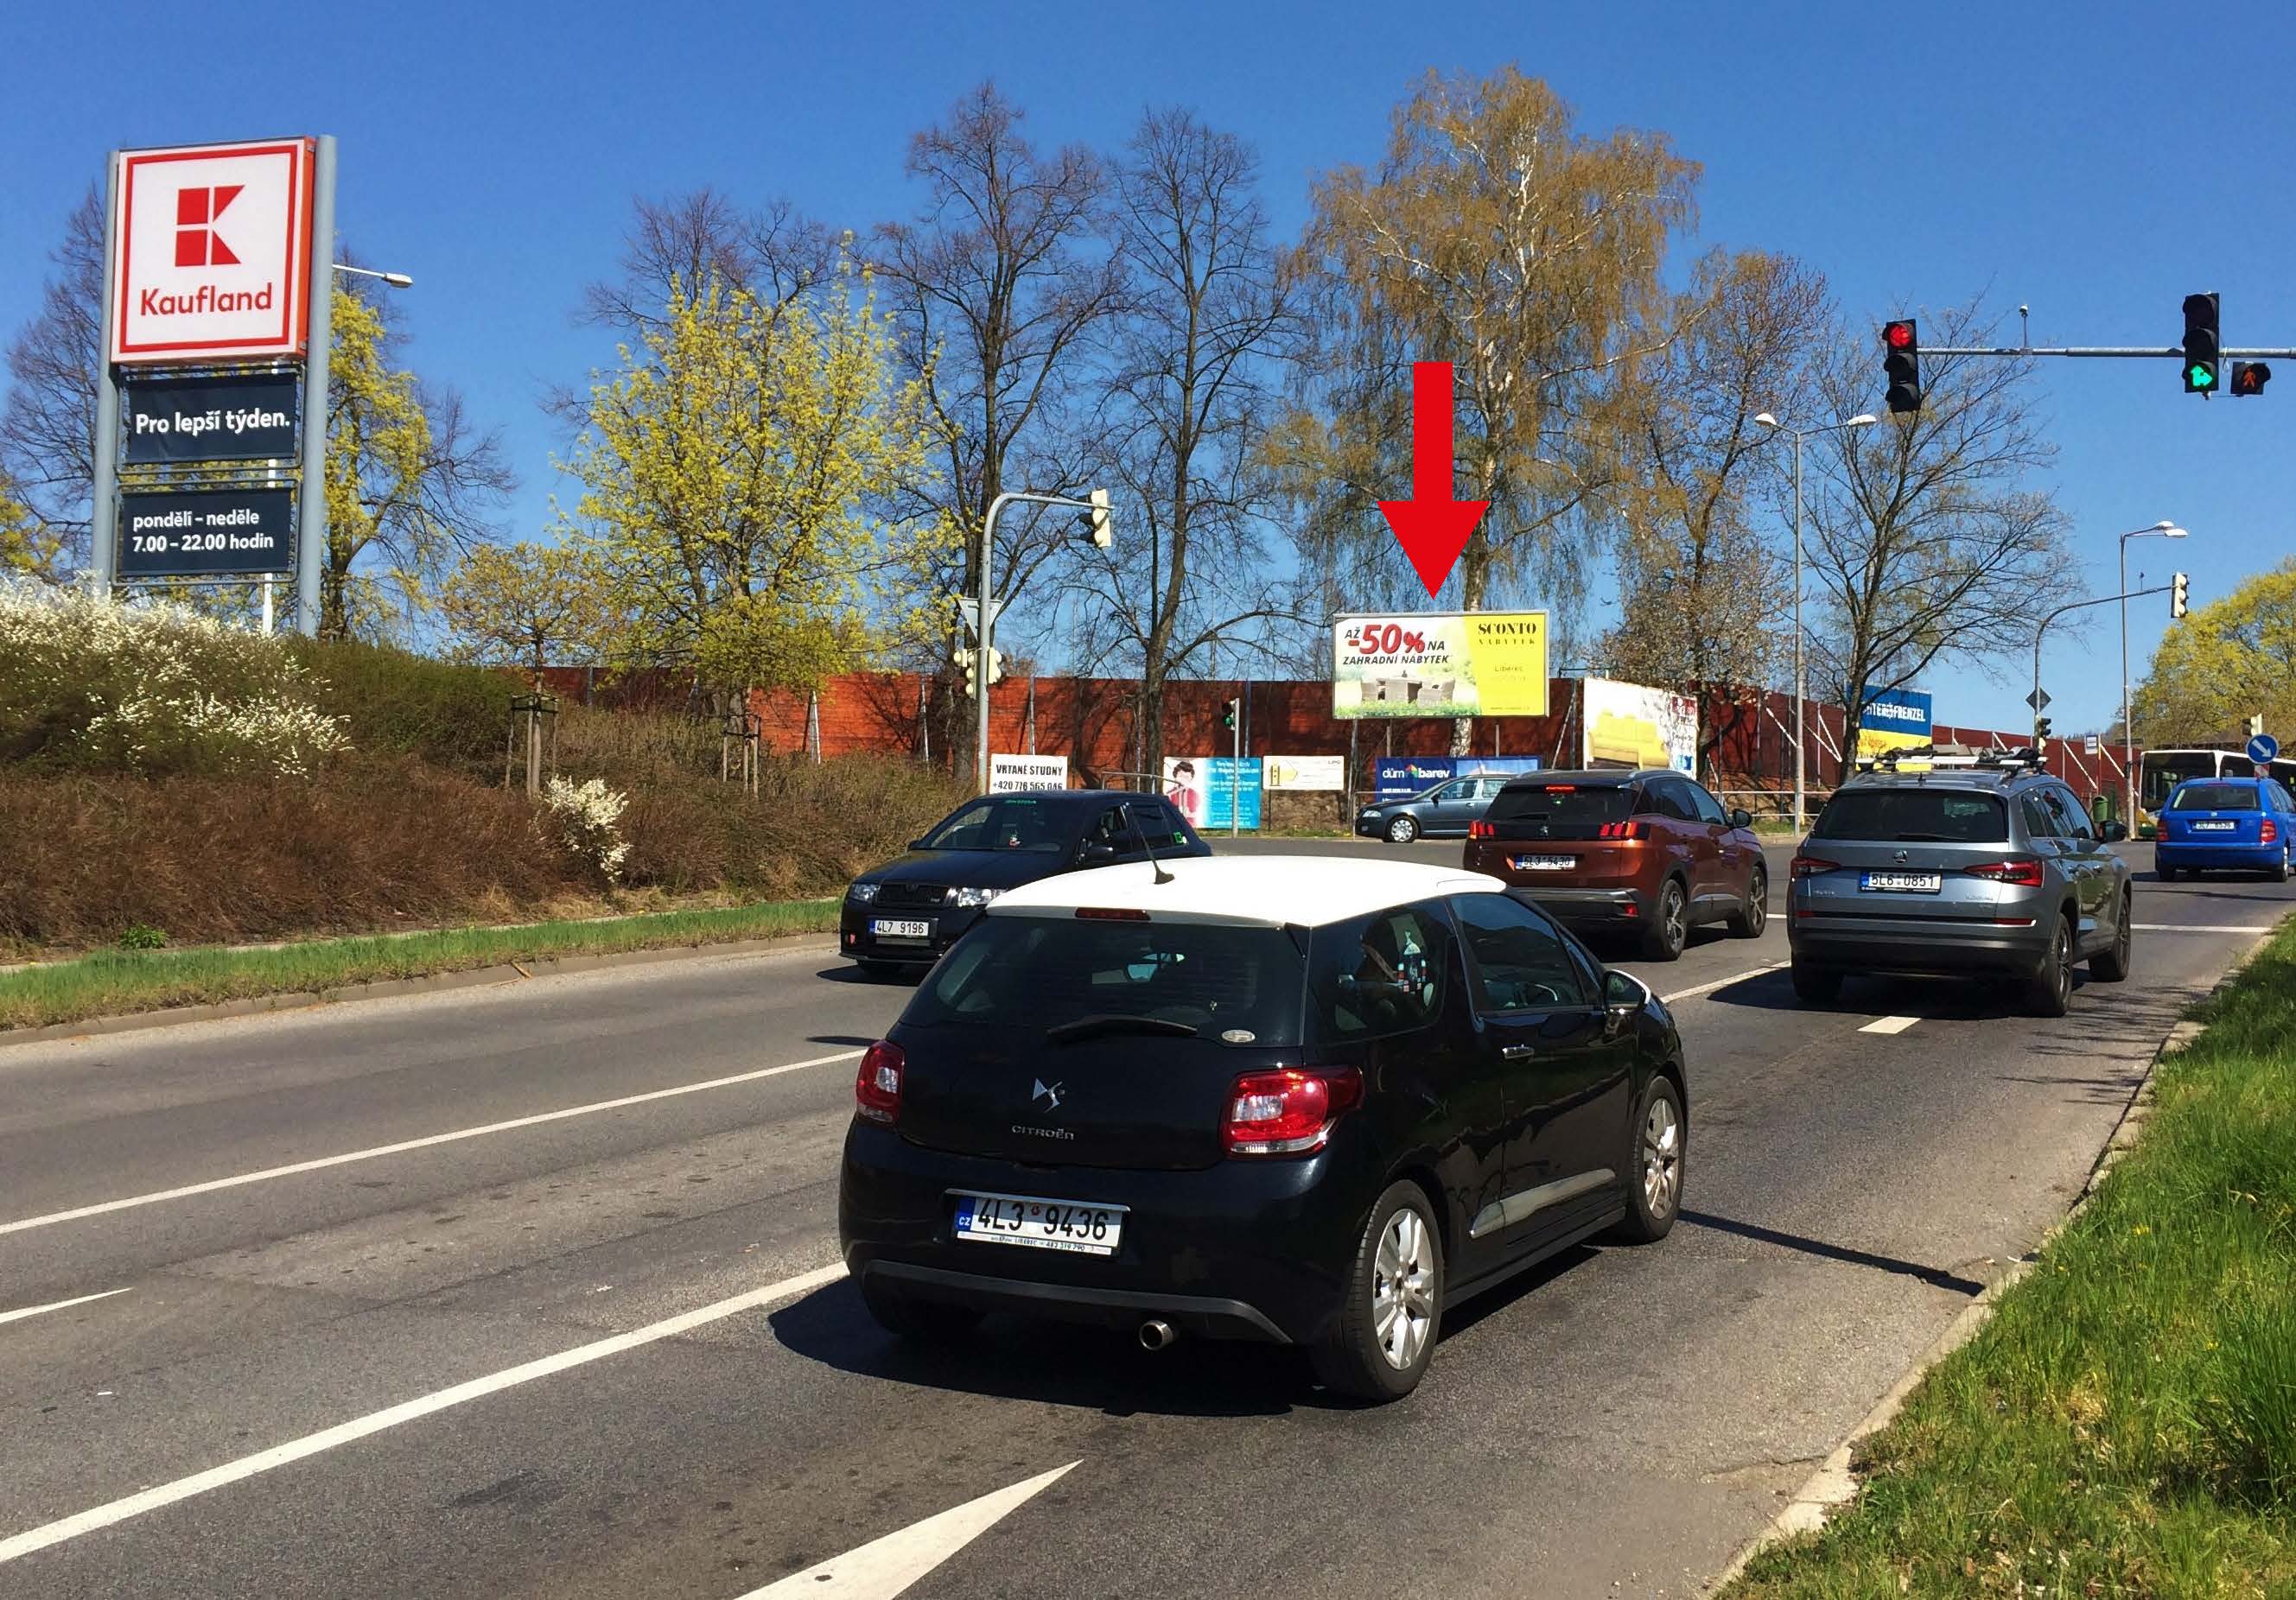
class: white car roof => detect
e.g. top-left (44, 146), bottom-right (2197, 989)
top-left (985, 854), bottom-right (1509, 929)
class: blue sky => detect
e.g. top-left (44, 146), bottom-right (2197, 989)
top-left (6, 0), bottom-right (2293, 735)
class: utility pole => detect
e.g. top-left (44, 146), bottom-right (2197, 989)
top-left (293, 135), bottom-right (338, 638)
top-left (88, 152), bottom-right (124, 602)
top-left (974, 488), bottom-right (1110, 794)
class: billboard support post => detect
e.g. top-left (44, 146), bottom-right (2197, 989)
top-left (293, 135), bottom-right (336, 638)
top-left (90, 150), bottom-right (124, 601)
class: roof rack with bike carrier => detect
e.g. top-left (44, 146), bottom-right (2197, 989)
top-left (1972, 746), bottom-right (2047, 771)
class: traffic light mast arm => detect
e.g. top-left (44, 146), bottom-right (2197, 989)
top-left (1905, 342), bottom-right (2296, 359)
top-left (2031, 586), bottom-right (2171, 735)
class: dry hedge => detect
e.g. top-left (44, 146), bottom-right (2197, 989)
top-left (0, 759), bottom-right (581, 949)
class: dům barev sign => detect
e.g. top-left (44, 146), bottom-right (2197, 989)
top-left (123, 372), bottom-right (299, 465)
top-left (118, 487), bottom-right (294, 577)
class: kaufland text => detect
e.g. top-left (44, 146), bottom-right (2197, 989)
top-left (138, 283), bottom-right (275, 317)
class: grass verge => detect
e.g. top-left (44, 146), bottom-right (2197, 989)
top-left (1726, 923), bottom-right (2296, 1597)
top-left (0, 899), bottom-right (839, 1033)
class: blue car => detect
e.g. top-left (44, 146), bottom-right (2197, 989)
top-left (2154, 775), bottom-right (2296, 881)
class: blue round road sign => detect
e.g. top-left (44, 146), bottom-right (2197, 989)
top-left (2248, 733), bottom-right (2279, 764)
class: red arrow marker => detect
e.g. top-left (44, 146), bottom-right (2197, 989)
top-left (1378, 361), bottom-right (1489, 599)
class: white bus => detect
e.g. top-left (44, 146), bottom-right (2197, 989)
top-left (2138, 747), bottom-right (2296, 836)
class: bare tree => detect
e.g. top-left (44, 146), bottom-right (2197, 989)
top-left (1056, 108), bottom-right (1301, 778)
top-left (1802, 301), bottom-right (2074, 774)
top-left (868, 83), bottom-right (1123, 771)
top-left (1601, 251), bottom-right (1831, 769)
top-left (1285, 67), bottom-right (1699, 750)
top-left (0, 187), bottom-right (104, 571)
top-left (578, 189), bottom-right (839, 340)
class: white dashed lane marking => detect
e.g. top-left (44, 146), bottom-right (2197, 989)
top-left (2130, 923), bottom-right (2274, 934)
top-left (0, 1287), bottom-right (132, 1326)
top-left (1857, 1016), bottom-right (1921, 1036)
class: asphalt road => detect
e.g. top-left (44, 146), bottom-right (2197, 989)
top-left (0, 838), bottom-right (2284, 1599)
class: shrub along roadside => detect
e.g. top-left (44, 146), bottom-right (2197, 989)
top-left (1725, 924), bottom-right (2296, 1597)
top-left (0, 899), bottom-right (840, 1033)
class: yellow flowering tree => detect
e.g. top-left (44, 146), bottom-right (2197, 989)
top-left (441, 540), bottom-right (619, 686)
top-left (0, 470), bottom-right (63, 580)
top-left (321, 289), bottom-right (513, 640)
top-left (2133, 560), bottom-right (2296, 743)
top-left (562, 258), bottom-right (946, 705)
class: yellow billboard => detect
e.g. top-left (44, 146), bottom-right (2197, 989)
top-left (1332, 611), bottom-right (1549, 720)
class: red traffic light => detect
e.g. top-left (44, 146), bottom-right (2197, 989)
top-left (2232, 361), bottom-right (2271, 397)
top-left (1884, 320), bottom-right (1916, 350)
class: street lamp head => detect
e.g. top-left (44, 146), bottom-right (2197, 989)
top-left (1844, 414), bottom-right (1879, 428)
top-left (2159, 522), bottom-right (2187, 537)
top-left (379, 271), bottom-right (414, 289)
top-left (1752, 412), bottom-right (1780, 429)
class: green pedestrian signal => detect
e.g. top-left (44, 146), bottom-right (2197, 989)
top-left (2181, 293), bottom-right (2220, 394)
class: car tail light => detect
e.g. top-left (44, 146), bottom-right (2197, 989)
top-left (1790, 854), bottom-right (1837, 879)
top-left (1223, 1067), bottom-right (1362, 1158)
top-left (2265, 819), bottom-right (2280, 844)
top-left (855, 1040), bottom-right (904, 1124)
top-left (1962, 859), bottom-right (2046, 888)
top-left (1595, 821), bottom-right (1649, 841)
top-left (1470, 820), bottom-right (1494, 839)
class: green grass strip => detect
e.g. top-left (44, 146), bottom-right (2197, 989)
top-left (0, 900), bottom-right (839, 1033)
top-left (1727, 920), bottom-right (2296, 1597)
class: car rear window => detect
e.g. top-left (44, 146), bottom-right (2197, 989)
top-left (1812, 789), bottom-right (2008, 843)
top-left (2171, 783), bottom-right (2260, 811)
top-left (1485, 784), bottom-right (1633, 826)
top-left (902, 915), bottom-right (1304, 1044)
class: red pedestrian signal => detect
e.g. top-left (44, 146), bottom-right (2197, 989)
top-left (2231, 361), bottom-right (2271, 397)
top-left (1881, 319), bottom-right (1920, 414)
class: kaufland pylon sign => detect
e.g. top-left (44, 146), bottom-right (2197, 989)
top-left (107, 139), bottom-right (315, 365)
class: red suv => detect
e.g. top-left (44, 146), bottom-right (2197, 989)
top-left (1463, 770), bottom-right (1768, 959)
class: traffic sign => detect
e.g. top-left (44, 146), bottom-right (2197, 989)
top-left (108, 140), bottom-right (316, 365)
top-left (2026, 687), bottom-right (2051, 712)
top-left (2083, 733), bottom-right (2100, 757)
top-left (954, 596), bottom-right (1003, 640)
top-left (2248, 733), bottom-right (2279, 765)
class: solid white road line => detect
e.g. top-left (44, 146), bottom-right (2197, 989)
top-left (1858, 1016), bottom-right (1921, 1036)
top-left (2131, 923), bottom-right (2276, 934)
top-left (0, 1049), bottom-right (865, 1240)
top-left (0, 1287), bottom-right (131, 1326)
top-left (1661, 962), bottom-right (1790, 1005)
top-left (0, 1262), bottom-right (848, 1566)
top-left (736, 1462), bottom-right (1080, 1600)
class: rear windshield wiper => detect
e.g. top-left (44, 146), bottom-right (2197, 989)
top-left (1043, 1013), bottom-right (1200, 1044)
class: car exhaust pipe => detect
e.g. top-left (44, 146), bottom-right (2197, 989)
top-left (1137, 1317), bottom-right (1176, 1351)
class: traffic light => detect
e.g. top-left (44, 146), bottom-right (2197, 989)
top-left (2248, 714), bottom-right (2266, 739)
top-left (2171, 571), bottom-right (2189, 619)
top-left (1086, 488), bottom-right (1112, 549)
top-left (1220, 698), bottom-right (1239, 731)
top-left (2232, 361), bottom-right (2271, 397)
top-left (2034, 715), bottom-right (2052, 757)
top-left (2181, 293), bottom-right (2220, 393)
top-left (956, 646), bottom-right (977, 695)
top-left (1882, 319), bottom-right (1920, 415)
top-left (983, 648), bottom-right (1005, 687)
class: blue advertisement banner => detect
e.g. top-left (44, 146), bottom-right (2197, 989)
top-left (1202, 756), bottom-right (1262, 829)
top-left (1371, 755), bottom-right (1542, 798)
top-left (1858, 687), bottom-right (1934, 736)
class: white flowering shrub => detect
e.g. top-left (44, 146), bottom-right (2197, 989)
top-left (0, 581), bottom-right (349, 778)
top-left (542, 775), bottom-right (632, 881)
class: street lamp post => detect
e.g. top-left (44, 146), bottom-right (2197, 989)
top-left (973, 489), bottom-right (1110, 794)
top-left (2119, 520), bottom-right (2187, 823)
top-left (1753, 410), bottom-right (1878, 832)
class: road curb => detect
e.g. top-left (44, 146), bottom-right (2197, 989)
top-left (0, 932), bottom-right (841, 1050)
top-left (1704, 924), bottom-right (2277, 1592)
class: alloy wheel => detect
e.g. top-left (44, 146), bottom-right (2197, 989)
top-left (1642, 1095), bottom-right (1682, 1222)
top-left (1744, 870), bottom-right (1767, 934)
top-left (2054, 922), bottom-right (2074, 1008)
top-left (1663, 886), bottom-right (1686, 950)
top-left (1371, 1207), bottom-right (1435, 1371)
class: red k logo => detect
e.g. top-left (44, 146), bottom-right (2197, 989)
top-left (175, 185), bottom-right (244, 268)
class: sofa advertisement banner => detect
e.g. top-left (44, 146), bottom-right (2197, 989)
top-left (1331, 611), bottom-right (1549, 721)
top-left (1580, 678), bottom-right (1698, 773)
